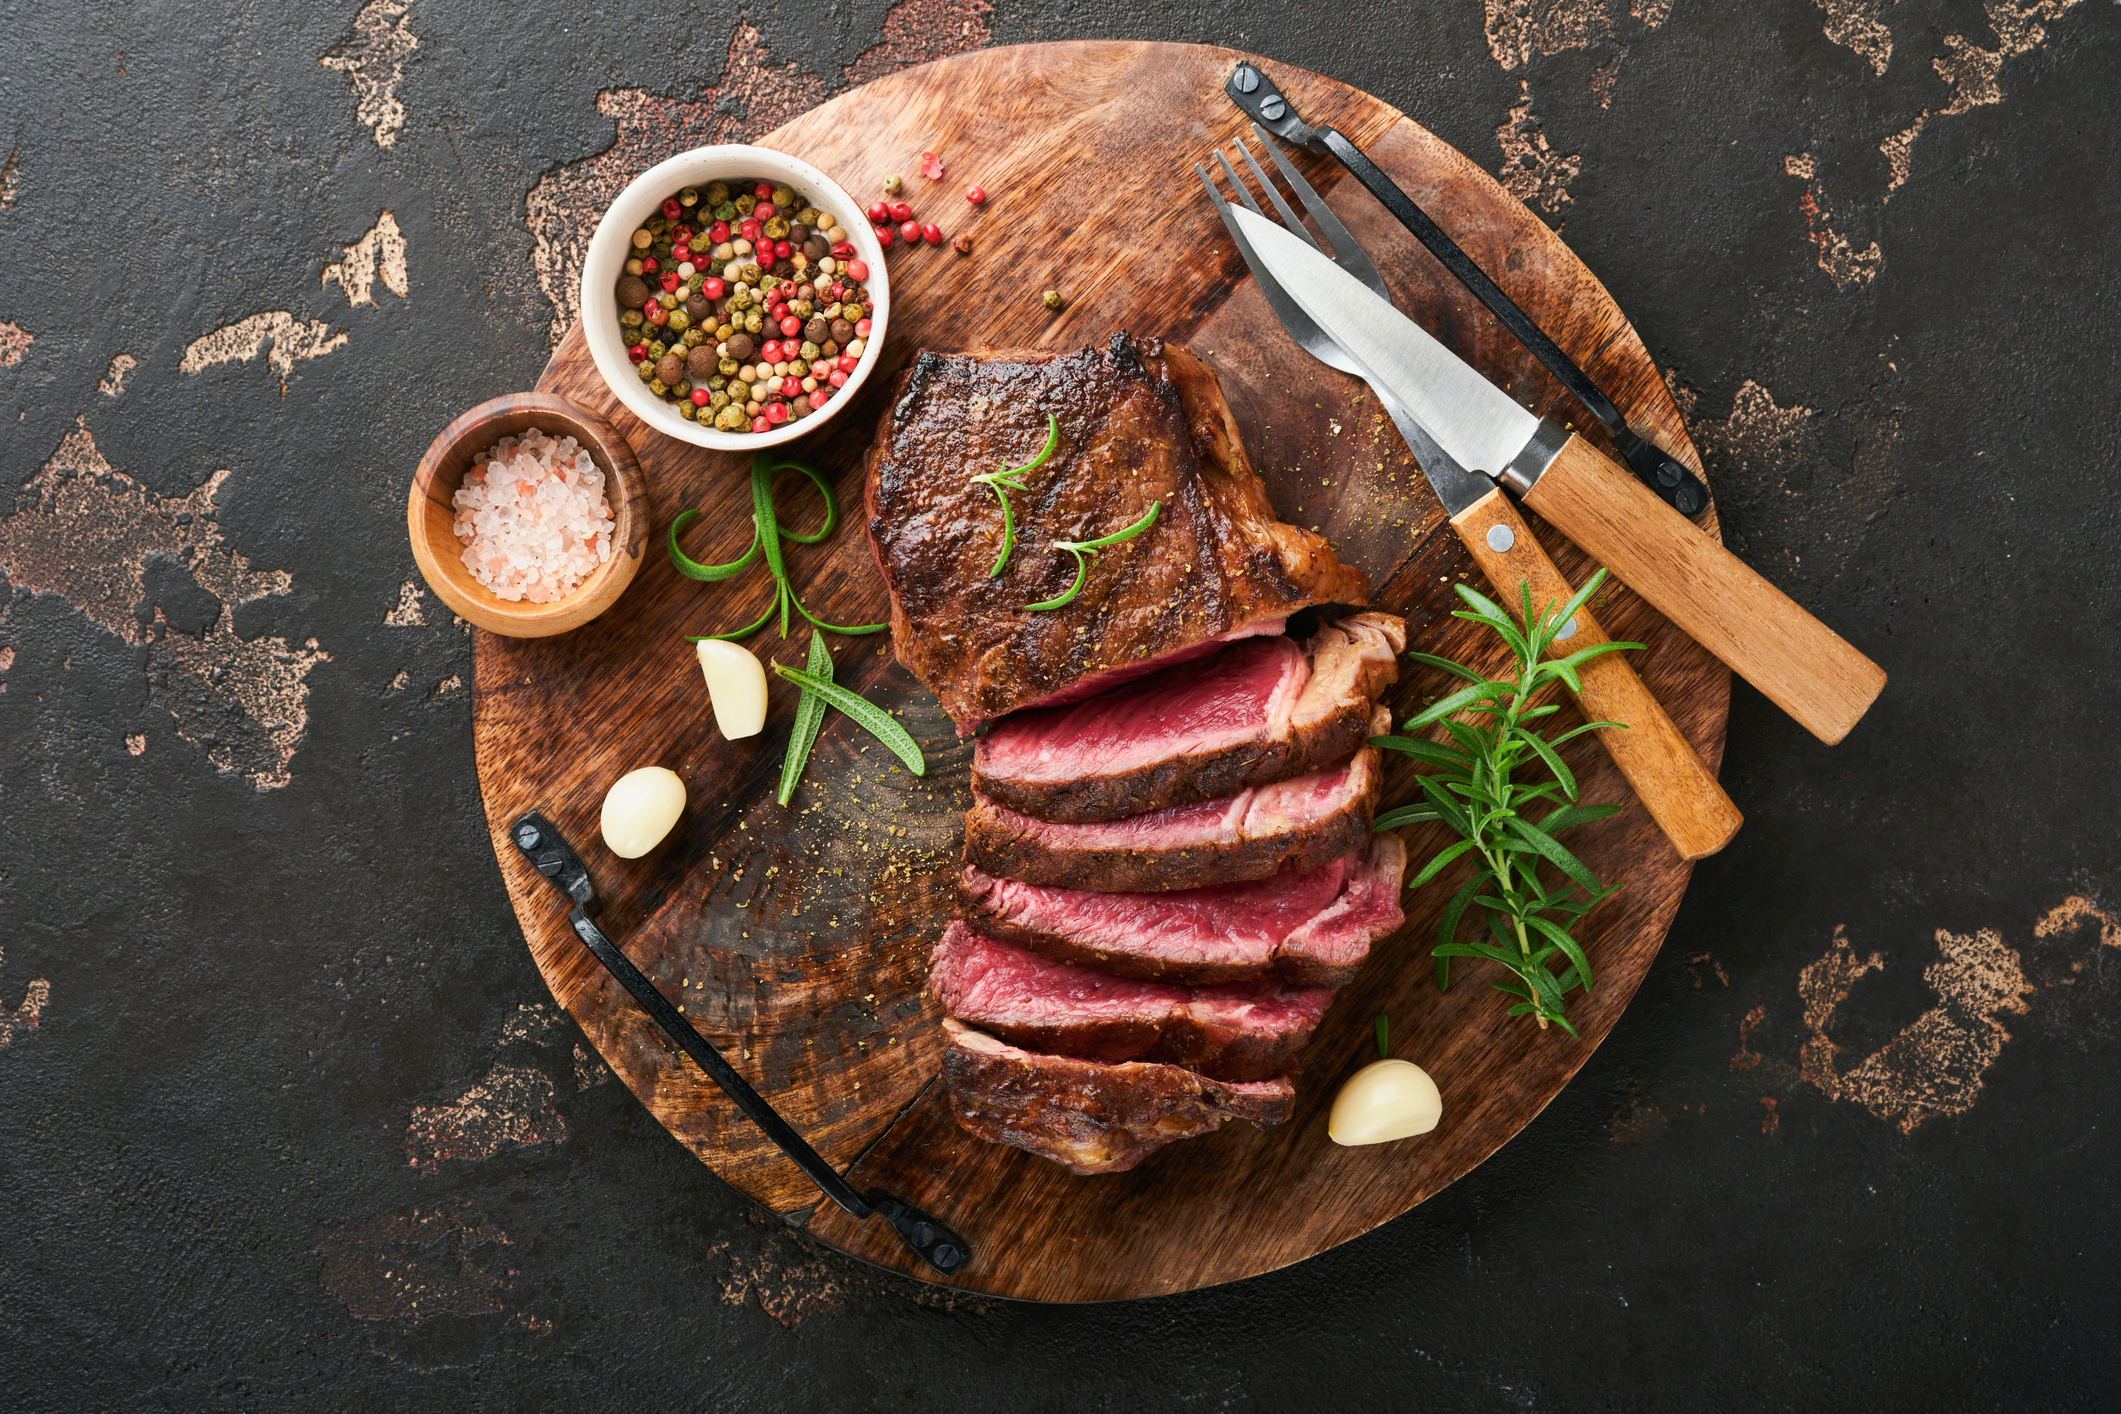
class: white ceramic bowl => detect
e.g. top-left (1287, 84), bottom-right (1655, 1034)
top-left (581, 145), bottom-right (889, 451)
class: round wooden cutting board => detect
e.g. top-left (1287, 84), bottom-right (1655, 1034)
top-left (474, 41), bottom-right (1729, 1303)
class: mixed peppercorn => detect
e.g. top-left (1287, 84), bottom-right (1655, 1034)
top-left (615, 179), bottom-right (874, 434)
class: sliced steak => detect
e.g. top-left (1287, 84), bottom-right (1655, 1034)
top-left (864, 334), bottom-right (1369, 733)
top-left (974, 612), bottom-right (1405, 822)
top-left (966, 704), bottom-right (1388, 892)
top-left (927, 921), bottom-right (1332, 1081)
top-left (940, 1018), bottom-right (1296, 1175)
top-left (962, 832), bottom-right (1407, 987)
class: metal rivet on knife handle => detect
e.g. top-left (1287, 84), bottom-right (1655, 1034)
top-left (1518, 435), bottom-right (1888, 745)
top-left (1454, 493), bottom-right (1744, 861)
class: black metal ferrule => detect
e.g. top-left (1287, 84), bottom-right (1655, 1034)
top-left (508, 811), bottom-right (971, 1276)
top-left (1223, 61), bottom-right (1713, 520)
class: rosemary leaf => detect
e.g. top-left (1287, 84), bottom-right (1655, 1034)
top-left (777, 633), bottom-right (833, 807)
top-left (773, 665), bottom-right (926, 776)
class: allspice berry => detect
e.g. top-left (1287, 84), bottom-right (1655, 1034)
top-left (655, 353), bottom-right (685, 385)
top-left (829, 318), bottom-right (855, 345)
top-left (616, 275), bottom-right (650, 309)
top-left (804, 315), bottom-right (830, 344)
top-left (686, 345), bottom-right (718, 381)
top-left (725, 332), bottom-right (756, 361)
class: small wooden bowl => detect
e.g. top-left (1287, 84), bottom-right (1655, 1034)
top-left (408, 392), bottom-right (653, 637)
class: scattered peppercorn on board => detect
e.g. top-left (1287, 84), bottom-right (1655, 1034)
top-left (472, 41), bottom-right (1732, 1303)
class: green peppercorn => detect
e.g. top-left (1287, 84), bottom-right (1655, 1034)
top-left (679, 401), bottom-right (696, 420)
top-left (709, 373), bottom-right (728, 390)
top-left (667, 308), bottom-right (691, 333)
top-left (710, 391), bottom-right (730, 411)
top-left (679, 186), bottom-right (699, 207)
top-left (619, 309), bottom-right (644, 328)
top-left (772, 185), bottom-right (795, 207)
top-left (672, 380), bottom-right (691, 399)
top-left (683, 326), bottom-right (705, 347)
top-left (796, 206), bottom-right (821, 227)
top-left (659, 292), bottom-right (679, 311)
top-left (719, 357), bottom-right (739, 377)
top-left (648, 378), bottom-right (668, 396)
top-left (705, 181), bottom-right (730, 205)
top-left (646, 340), bottom-right (668, 359)
top-left (744, 310), bottom-right (763, 335)
top-left (883, 173), bottom-right (903, 196)
top-left (799, 339), bottom-right (820, 361)
top-left (763, 217), bottom-right (790, 241)
top-left (715, 405), bottom-right (745, 431)
top-left (713, 200), bottom-right (737, 222)
top-left (735, 194), bottom-right (757, 216)
top-left (1044, 290), bottom-right (1065, 311)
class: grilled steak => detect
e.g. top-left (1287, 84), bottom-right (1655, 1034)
top-left (962, 833), bottom-right (1407, 987)
top-left (863, 334), bottom-right (1369, 733)
top-left (940, 1018), bottom-right (1296, 1175)
top-left (974, 612), bottom-right (1405, 822)
top-left (966, 705), bottom-right (1388, 892)
top-left (927, 921), bottom-right (1332, 1081)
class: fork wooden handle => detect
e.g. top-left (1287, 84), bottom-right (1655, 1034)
top-left (1521, 435), bottom-right (1886, 745)
top-left (1452, 489), bottom-right (1743, 861)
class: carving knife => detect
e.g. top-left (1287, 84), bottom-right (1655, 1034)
top-left (1228, 205), bottom-right (1886, 745)
top-left (1200, 161), bottom-right (1740, 859)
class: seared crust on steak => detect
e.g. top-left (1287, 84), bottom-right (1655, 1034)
top-left (940, 1019), bottom-right (1295, 1175)
top-left (863, 334), bottom-right (1368, 733)
top-left (974, 612), bottom-right (1405, 823)
top-left (965, 705), bottom-right (1388, 893)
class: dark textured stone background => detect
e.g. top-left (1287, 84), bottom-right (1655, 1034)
top-left (3, 0), bottom-right (2118, 1407)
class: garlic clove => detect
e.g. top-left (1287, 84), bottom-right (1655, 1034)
top-left (600, 766), bottom-right (687, 859)
top-left (695, 639), bottom-right (768, 739)
top-left (1328, 1059), bottom-right (1442, 1146)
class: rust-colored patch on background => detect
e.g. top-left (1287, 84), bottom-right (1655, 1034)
top-left (323, 211), bottom-right (409, 307)
top-left (0, 946), bottom-right (50, 1049)
top-left (1497, 82), bottom-right (1582, 214)
top-left (384, 580), bottom-right (427, 627)
top-left (0, 320), bottom-right (30, 368)
top-left (1610, 1098), bottom-right (1668, 1145)
top-left (406, 1062), bottom-right (567, 1173)
top-left (0, 418), bottom-right (328, 788)
top-left (1484, 0), bottom-right (1613, 69)
top-left (97, 353), bottom-right (136, 396)
top-left (1730, 1004), bottom-right (1767, 1070)
top-left (179, 311), bottom-right (347, 388)
top-left (125, 733), bottom-right (145, 755)
top-left (0, 145), bottom-right (17, 209)
top-left (1838, 928), bottom-right (2033, 1133)
top-left (1798, 924), bottom-right (1883, 1100)
top-left (2036, 896), bottom-right (2121, 950)
top-left (1880, 115), bottom-right (1927, 200)
top-left (713, 1218), bottom-right (987, 1327)
top-left (845, 0), bottom-right (995, 86)
top-left (1687, 951), bottom-right (1731, 988)
top-left (319, 0), bottom-right (419, 149)
top-left (1784, 153), bottom-right (1882, 289)
top-left (1814, 0), bottom-right (1893, 75)
top-left (316, 1209), bottom-right (514, 1323)
top-left (1759, 1096), bottom-right (1780, 1134)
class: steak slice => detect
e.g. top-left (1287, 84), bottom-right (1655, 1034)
top-left (864, 333), bottom-right (1369, 733)
top-left (927, 921), bottom-right (1333, 1081)
top-left (965, 705), bottom-right (1389, 893)
top-left (940, 1018), bottom-right (1296, 1175)
top-left (974, 612), bottom-right (1405, 823)
top-left (962, 832), bottom-right (1408, 987)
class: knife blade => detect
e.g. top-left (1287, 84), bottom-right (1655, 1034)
top-left (1203, 179), bottom-right (1738, 856)
top-left (1228, 206), bottom-right (1887, 746)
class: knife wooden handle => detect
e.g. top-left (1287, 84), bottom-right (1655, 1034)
top-left (1452, 489), bottom-right (1743, 861)
top-left (1521, 435), bottom-right (1886, 745)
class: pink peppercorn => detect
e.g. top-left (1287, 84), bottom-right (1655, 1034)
top-left (754, 183), bottom-right (775, 199)
top-left (710, 221), bottom-right (730, 242)
top-left (780, 315), bottom-right (802, 337)
top-left (702, 277), bottom-right (725, 299)
top-left (809, 390), bottom-right (830, 409)
top-left (660, 273), bottom-right (681, 292)
top-left (774, 238), bottom-right (792, 259)
top-left (867, 199), bottom-right (890, 225)
top-left (828, 369), bottom-right (849, 388)
top-left (830, 241), bottom-right (855, 258)
top-left (889, 201), bottom-right (912, 223)
top-left (898, 219), bottom-right (920, 244)
top-left (691, 388), bottom-right (710, 407)
top-left (855, 317), bottom-right (872, 336)
top-left (754, 202), bottom-right (777, 222)
top-left (965, 185), bottom-right (986, 204)
top-left (837, 354), bottom-right (859, 372)
top-left (874, 225), bottom-right (894, 250)
top-left (785, 376), bottom-right (805, 397)
top-left (640, 256), bottom-right (658, 272)
top-left (739, 218), bottom-right (761, 242)
top-left (845, 258), bottom-right (869, 280)
top-left (767, 403), bottom-right (790, 425)
top-left (751, 415), bottom-right (770, 433)
top-left (921, 222), bottom-right (943, 246)
top-left (661, 197), bottom-right (682, 219)
top-left (628, 343), bottom-right (648, 363)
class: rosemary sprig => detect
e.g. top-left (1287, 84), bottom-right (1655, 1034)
top-left (776, 632), bottom-right (834, 806)
top-left (1374, 569), bottom-right (1641, 1034)
top-left (1024, 500), bottom-right (1162, 612)
top-left (773, 664), bottom-right (926, 776)
top-left (671, 452), bottom-right (887, 641)
top-left (968, 412), bottom-right (1060, 577)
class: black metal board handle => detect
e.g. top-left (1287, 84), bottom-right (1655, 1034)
top-left (1224, 61), bottom-right (1711, 518)
top-left (508, 812), bottom-right (970, 1275)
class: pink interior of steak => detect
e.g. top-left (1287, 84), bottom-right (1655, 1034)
top-left (978, 635), bottom-right (1307, 784)
top-left (976, 750), bottom-right (1367, 851)
top-left (1006, 618), bottom-right (1288, 717)
top-left (929, 923), bottom-right (1331, 1035)
top-left (962, 832), bottom-right (1407, 980)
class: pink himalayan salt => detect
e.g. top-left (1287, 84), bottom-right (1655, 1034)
top-left (452, 428), bottom-right (614, 603)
